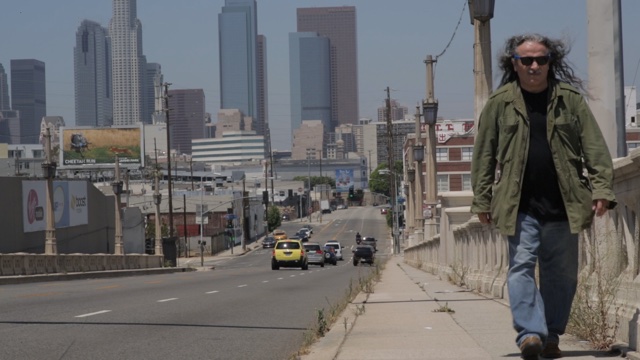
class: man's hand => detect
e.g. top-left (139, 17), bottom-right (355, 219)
top-left (478, 212), bottom-right (492, 224)
top-left (593, 199), bottom-right (610, 217)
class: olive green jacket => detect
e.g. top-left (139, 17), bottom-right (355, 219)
top-left (470, 80), bottom-right (616, 236)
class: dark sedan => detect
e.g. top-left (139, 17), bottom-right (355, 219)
top-left (262, 236), bottom-right (276, 248)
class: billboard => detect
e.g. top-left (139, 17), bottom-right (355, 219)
top-left (59, 126), bottom-right (144, 168)
top-left (335, 169), bottom-right (354, 191)
top-left (22, 180), bottom-right (89, 233)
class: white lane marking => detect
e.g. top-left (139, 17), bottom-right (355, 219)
top-left (277, 277), bottom-right (284, 280)
top-left (289, 275), bottom-right (296, 278)
top-left (206, 290), bottom-right (219, 294)
top-left (75, 310), bottom-right (111, 318)
top-left (157, 298), bottom-right (178, 303)
top-left (299, 273), bottom-right (306, 276)
top-left (238, 284), bottom-right (247, 288)
top-left (262, 280), bottom-right (269, 283)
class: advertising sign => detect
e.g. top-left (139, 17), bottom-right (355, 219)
top-left (22, 180), bottom-right (89, 232)
top-left (335, 169), bottom-right (354, 191)
top-left (59, 126), bottom-right (143, 168)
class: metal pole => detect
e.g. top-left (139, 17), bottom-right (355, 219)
top-left (183, 194), bottom-right (188, 258)
top-left (200, 178), bottom-right (204, 267)
top-left (414, 107), bottom-right (424, 244)
top-left (473, 18), bottom-right (493, 132)
top-left (307, 148), bottom-right (312, 222)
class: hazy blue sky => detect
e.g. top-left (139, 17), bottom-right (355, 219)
top-left (1, 0), bottom-right (639, 150)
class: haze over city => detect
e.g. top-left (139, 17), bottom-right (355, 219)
top-left (1, 0), bottom-right (639, 149)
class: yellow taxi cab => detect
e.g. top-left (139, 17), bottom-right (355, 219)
top-left (272, 229), bottom-right (287, 241)
top-left (272, 239), bottom-right (308, 270)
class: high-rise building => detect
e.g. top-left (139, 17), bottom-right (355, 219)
top-left (168, 89), bottom-right (205, 155)
top-left (144, 63), bottom-right (162, 124)
top-left (109, 0), bottom-right (145, 126)
top-left (377, 99), bottom-right (408, 122)
top-left (289, 32), bottom-right (331, 141)
top-left (0, 63), bottom-right (9, 110)
top-left (297, 6), bottom-right (358, 127)
top-left (74, 20), bottom-right (112, 127)
top-left (218, 0), bottom-right (259, 128)
top-left (11, 59), bottom-right (46, 144)
top-left (256, 34), bottom-right (268, 137)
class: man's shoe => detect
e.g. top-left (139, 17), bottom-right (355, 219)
top-left (541, 342), bottom-right (562, 358)
top-left (520, 336), bottom-right (543, 360)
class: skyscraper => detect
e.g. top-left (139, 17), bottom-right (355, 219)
top-left (168, 89), bottom-right (205, 155)
top-left (144, 63), bottom-right (162, 124)
top-left (109, 0), bottom-right (145, 126)
top-left (289, 32), bottom-right (331, 141)
top-left (297, 6), bottom-right (359, 127)
top-left (11, 59), bottom-right (46, 144)
top-left (218, 0), bottom-right (266, 137)
top-left (74, 20), bottom-right (112, 127)
top-left (0, 63), bottom-right (9, 110)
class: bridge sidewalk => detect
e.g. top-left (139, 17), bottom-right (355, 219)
top-left (301, 255), bottom-right (619, 360)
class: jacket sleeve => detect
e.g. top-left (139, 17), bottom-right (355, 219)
top-left (576, 95), bottom-right (617, 209)
top-left (471, 100), bottom-right (499, 214)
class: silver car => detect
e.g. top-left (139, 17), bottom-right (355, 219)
top-left (303, 243), bottom-right (325, 267)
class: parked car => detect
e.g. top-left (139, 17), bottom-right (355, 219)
top-left (272, 239), bottom-right (308, 270)
top-left (336, 204), bottom-right (346, 210)
top-left (361, 237), bottom-right (377, 252)
top-left (272, 230), bottom-right (287, 241)
top-left (262, 236), bottom-right (276, 248)
top-left (353, 245), bottom-right (375, 266)
top-left (303, 243), bottom-right (325, 267)
top-left (324, 241), bottom-right (344, 261)
top-left (323, 246), bottom-right (338, 265)
top-left (282, 214), bottom-right (290, 221)
top-left (380, 207), bottom-right (388, 215)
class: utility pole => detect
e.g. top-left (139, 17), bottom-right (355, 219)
top-left (423, 55), bottom-right (439, 241)
top-left (189, 157), bottom-right (194, 191)
top-left (385, 86), bottom-right (398, 254)
top-left (42, 126), bottom-right (57, 254)
top-left (163, 83), bottom-right (174, 247)
top-left (183, 194), bottom-right (188, 258)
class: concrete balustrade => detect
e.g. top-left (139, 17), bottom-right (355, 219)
top-left (404, 148), bottom-right (640, 350)
top-left (0, 254), bottom-right (164, 276)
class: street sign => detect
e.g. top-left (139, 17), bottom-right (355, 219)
top-left (195, 217), bottom-right (208, 225)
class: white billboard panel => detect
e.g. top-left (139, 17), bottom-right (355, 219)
top-left (22, 181), bottom-right (88, 233)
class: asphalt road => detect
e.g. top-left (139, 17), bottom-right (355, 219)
top-left (0, 206), bottom-right (389, 360)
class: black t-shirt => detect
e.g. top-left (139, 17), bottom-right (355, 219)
top-left (518, 88), bottom-right (568, 222)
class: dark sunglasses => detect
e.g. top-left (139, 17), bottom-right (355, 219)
top-left (513, 54), bottom-right (551, 66)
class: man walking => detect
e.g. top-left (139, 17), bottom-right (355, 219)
top-left (471, 33), bottom-right (616, 359)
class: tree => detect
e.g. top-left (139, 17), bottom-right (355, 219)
top-left (292, 175), bottom-right (335, 189)
top-left (369, 161), bottom-right (403, 197)
top-left (145, 219), bottom-right (169, 239)
top-left (267, 205), bottom-right (281, 232)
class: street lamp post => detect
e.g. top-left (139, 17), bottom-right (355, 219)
top-left (413, 105), bottom-right (425, 245)
top-left (469, 0), bottom-right (495, 130)
top-left (423, 55), bottom-right (439, 240)
top-left (112, 156), bottom-right (125, 255)
top-left (42, 126), bottom-right (57, 255)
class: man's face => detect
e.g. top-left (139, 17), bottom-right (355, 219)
top-left (512, 41), bottom-right (550, 93)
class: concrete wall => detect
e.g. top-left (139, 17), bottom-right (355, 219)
top-left (404, 147), bottom-right (640, 350)
top-left (0, 177), bottom-right (140, 255)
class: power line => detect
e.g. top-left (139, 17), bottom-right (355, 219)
top-left (434, 0), bottom-right (467, 61)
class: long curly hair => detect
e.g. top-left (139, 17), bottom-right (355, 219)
top-left (497, 33), bottom-right (584, 92)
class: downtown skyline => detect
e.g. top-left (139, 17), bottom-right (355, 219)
top-left (2, 0), bottom-right (640, 150)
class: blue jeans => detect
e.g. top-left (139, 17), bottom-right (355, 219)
top-left (507, 213), bottom-right (578, 347)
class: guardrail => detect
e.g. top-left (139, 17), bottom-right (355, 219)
top-left (0, 254), bottom-right (164, 276)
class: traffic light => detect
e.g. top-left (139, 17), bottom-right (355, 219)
top-left (348, 187), bottom-right (354, 199)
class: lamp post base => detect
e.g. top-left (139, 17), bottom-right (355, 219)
top-left (44, 238), bottom-right (57, 255)
top-left (114, 242), bottom-right (124, 255)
